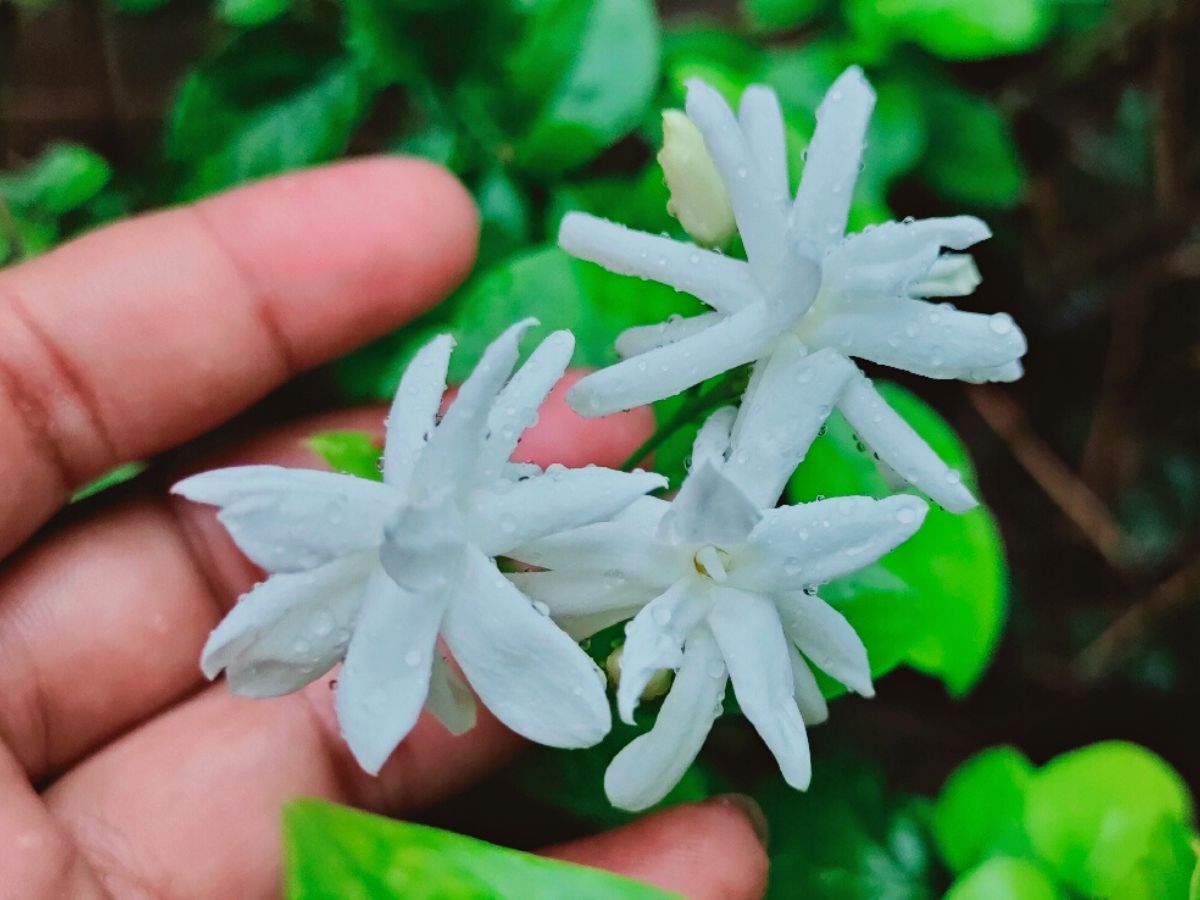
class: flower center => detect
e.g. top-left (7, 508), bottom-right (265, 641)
top-left (693, 545), bottom-right (731, 583)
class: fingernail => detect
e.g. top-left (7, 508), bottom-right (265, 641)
top-left (709, 793), bottom-right (769, 848)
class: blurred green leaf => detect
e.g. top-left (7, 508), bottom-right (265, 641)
top-left (0, 144), bottom-right (112, 215)
top-left (218, 0), bottom-right (291, 28)
top-left (476, 167), bottom-right (532, 267)
top-left (284, 799), bottom-right (673, 898)
top-left (916, 77), bottom-right (1024, 208)
top-left (789, 383), bottom-right (1008, 695)
top-left (933, 746), bottom-right (1035, 873)
top-left (546, 163), bottom-right (673, 237)
top-left (742, 0), bottom-right (826, 33)
top-left (846, 0), bottom-right (1053, 61)
top-left (944, 857), bottom-right (1062, 900)
top-left (757, 757), bottom-right (937, 899)
top-left (1023, 741), bottom-right (1195, 897)
top-left (167, 27), bottom-right (373, 199)
top-left (109, 0), bottom-right (174, 14)
top-left (307, 431), bottom-right (383, 481)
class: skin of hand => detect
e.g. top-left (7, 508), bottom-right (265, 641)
top-left (0, 158), bottom-right (770, 900)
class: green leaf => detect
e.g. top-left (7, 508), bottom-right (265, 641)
top-left (109, 0), bottom-right (174, 14)
top-left (789, 383), bottom-right (1008, 695)
top-left (944, 857), bottom-right (1062, 900)
top-left (71, 462), bottom-right (147, 502)
top-left (546, 164), bottom-right (674, 239)
top-left (510, 0), bottom-right (661, 176)
top-left (167, 27), bottom-right (372, 199)
top-left (742, 0), bottom-right (826, 33)
top-left (0, 143), bottom-right (112, 215)
top-left (933, 746), bottom-right (1035, 873)
top-left (1023, 741), bottom-right (1195, 896)
top-left (475, 167), bottom-right (532, 268)
top-left (916, 77), bottom-right (1024, 208)
top-left (284, 799), bottom-right (674, 898)
top-left (846, 0), bottom-right (1052, 60)
top-left (306, 431), bottom-right (383, 481)
top-left (757, 757), bottom-right (937, 899)
top-left (218, 0), bottom-right (292, 28)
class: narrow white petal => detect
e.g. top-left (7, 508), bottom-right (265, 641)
top-left (809, 298), bottom-right (1027, 382)
top-left (616, 312), bottom-right (723, 359)
top-left (839, 374), bottom-right (979, 512)
top-left (617, 579), bottom-right (711, 723)
top-left (659, 461), bottom-right (761, 546)
top-left (477, 330), bottom-right (574, 481)
top-left (788, 645), bottom-right (829, 725)
top-left (690, 406), bottom-right (737, 468)
top-left (442, 547), bottom-right (611, 748)
top-left (559, 213), bottom-right (759, 315)
top-left (470, 467), bottom-right (666, 557)
top-left (425, 654), bottom-right (477, 736)
top-left (418, 319), bottom-right (533, 486)
top-left (604, 627), bottom-right (726, 812)
top-left (739, 85), bottom-right (790, 204)
top-left (507, 570), bottom-right (660, 620)
top-left (742, 494), bottom-right (928, 590)
top-left (202, 554), bottom-right (373, 696)
top-left (556, 606), bottom-right (645, 641)
top-left (725, 341), bottom-right (858, 507)
top-left (173, 466), bottom-right (400, 572)
top-left (568, 302), bottom-right (780, 417)
top-left (380, 494), bottom-right (467, 594)
top-left (685, 80), bottom-right (789, 288)
top-left (840, 217), bottom-right (990, 266)
top-left (791, 66), bottom-right (875, 252)
top-left (335, 568), bottom-right (448, 775)
top-left (776, 589), bottom-right (874, 697)
top-left (708, 588), bottom-right (812, 790)
top-left (910, 254), bottom-right (982, 298)
top-left (382, 334), bottom-right (453, 487)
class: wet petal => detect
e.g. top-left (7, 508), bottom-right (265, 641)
top-left (659, 461), bottom-right (761, 546)
top-left (839, 374), bottom-right (979, 512)
top-left (776, 589), bottom-right (874, 697)
top-left (470, 467), bottom-right (666, 557)
top-left (617, 579), bottom-right (712, 723)
top-left (791, 66), bottom-right (875, 253)
top-left (708, 588), bottom-right (811, 790)
top-left (604, 627), bottom-right (727, 812)
top-left (443, 547), bottom-right (611, 748)
top-left (336, 568), bottom-right (449, 775)
top-left (508, 569), bottom-right (660, 621)
top-left (478, 330), bottom-right (574, 480)
top-left (788, 645), bottom-right (829, 726)
top-left (382, 334), bottom-right (453, 487)
top-left (690, 406), bottom-right (737, 468)
top-left (560, 213), bottom-right (759, 315)
top-left (173, 466), bottom-right (400, 572)
top-left (616, 312), bottom-right (723, 358)
top-left (426, 654), bottom-right (477, 736)
top-left (739, 84), bottom-right (789, 205)
top-left (725, 341), bottom-right (857, 507)
top-left (569, 302), bottom-right (779, 417)
top-left (742, 494), bottom-right (928, 591)
top-left (202, 554), bottom-right (374, 696)
top-left (910, 253), bottom-right (982, 298)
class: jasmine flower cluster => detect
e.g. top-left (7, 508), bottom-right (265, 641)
top-left (177, 66), bottom-right (1026, 810)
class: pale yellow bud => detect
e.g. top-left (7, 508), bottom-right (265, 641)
top-left (658, 109), bottom-right (736, 248)
top-left (605, 645), bottom-right (673, 702)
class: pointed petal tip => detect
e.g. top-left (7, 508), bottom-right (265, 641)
top-left (564, 378), bottom-right (606, 419)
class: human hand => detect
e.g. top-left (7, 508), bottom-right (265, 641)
top-left (0, 159), bottom-right (769, 899)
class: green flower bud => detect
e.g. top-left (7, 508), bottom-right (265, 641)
top-left (605, 645), bottom-right (673, 702)
top-left (658, 109), bottom-right (736, 248)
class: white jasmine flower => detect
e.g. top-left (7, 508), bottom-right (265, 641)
top-left (560, 66), bottom-right (1027, 513)
top-left (509, 347), bottom-right (928, 811)
top-left (174, 322), bottom-right (665, 774)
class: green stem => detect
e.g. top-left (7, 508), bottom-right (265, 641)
top-left (620, 375), bottom-right (744, 472)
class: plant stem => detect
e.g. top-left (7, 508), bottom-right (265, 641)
top-left (620, 375), bottom-right (743, 473)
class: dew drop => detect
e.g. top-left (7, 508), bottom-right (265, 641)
top-left (404, 649), bottom-right (422, 667)
top-left (896, 506), bottom-right (916, 525)
top-left (988, 313), bottom-right (1013, 335)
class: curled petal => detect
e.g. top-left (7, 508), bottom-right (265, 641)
top-left (202, 554), bottom-right (374, 696)
top-left (604, 627), bottom-right (727, 812)
top-left (426, 654), bottom-right (477, 736)
top-left (336, 568), bottom-right (449, 775)
top-left (559, 213), bottom-right (758, 315)
top-left (910, 253), bottom-right (982, 298)
top-left (690, 406), bottom-right (737, 469)
top-left (776, 589), bottom-right (874, 697)
top-left (788, 645), bottom-right (829, 726)
top-left (708, 588), bottom-right (812, 790)
top-left (173, 466), bottom-right (400, 572)
top-left (443, 547), bottom-right (611, 749)
top-left (382, 334), bottom-right (453, 487)
top-left (839, 374), bottom-right (979, 512)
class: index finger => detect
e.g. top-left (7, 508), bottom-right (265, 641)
top-left (0, 157), bottom-right (478, 558)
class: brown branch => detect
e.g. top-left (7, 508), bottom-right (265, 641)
top-left (967, 385), bottom-right (1129, 570)
top-left (1074, 556), bottom-right (1200, 682)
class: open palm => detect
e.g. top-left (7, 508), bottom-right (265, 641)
top-left (0, 159), bottom-right (768, 899)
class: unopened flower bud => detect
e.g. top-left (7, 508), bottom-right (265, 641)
top-left (658, 109), bottom-right (736, 248)
top-left (605, 645), bottom-right (673, 702)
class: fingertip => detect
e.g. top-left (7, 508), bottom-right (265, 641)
top-left (543, 797), bottom-right (770, 900)
top-left (517, 369), bottom-right (656, 469)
